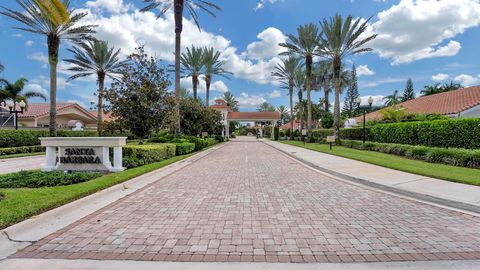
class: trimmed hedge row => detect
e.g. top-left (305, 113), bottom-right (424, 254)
top-left (310, 128), bottom-right (367, 141)
top-left (122, 144), bottom-right (176, 169)
top-left (370, 118), bottom-right (480, 149)
top-left (0, 130), bottom-right (98, 148)
top-left (0, 145), bottom-right (45, 156)
top-left (0, 171), bottom-right (102, 188)
top-left (341, 140), bottom-right (480, 168)
top-left (174, 142), bottom-right (196, 155)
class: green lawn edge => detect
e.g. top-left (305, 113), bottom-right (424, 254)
top-left (0, 153), bottom-right (195, 229)
top-left (0, 152), bottom-right (45, 160)
top-left (281, 141), bottom-right (480, 186)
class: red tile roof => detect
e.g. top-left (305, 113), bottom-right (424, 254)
top-left (228, 112), bottom-right (281, 121)
top-left (359, 86), bottom-right (480, 122)
top-left (3, 103), bottom-right (96, 120)
top-left (210, 99), bottom-right (232, 110)
top-left (89, 111), bottom-right (115, 123)
top-left (280, 120), bottom-right (303, 130)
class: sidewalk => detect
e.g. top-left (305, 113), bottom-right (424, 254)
top-left (0, 155), bottom-right (45, 175)
top-left (264, 141), bottom-right (480, 214)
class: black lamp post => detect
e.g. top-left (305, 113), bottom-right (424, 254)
top-left (356, 96), bottom-right (373, 144)
top-left (6, 100), bottom-right (26, 130)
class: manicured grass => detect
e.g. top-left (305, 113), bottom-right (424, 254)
top-left (282, 141), bottom-right (480, 186)
top-left (0, 154), bottom-right (194, 229)
top-left (0, 152), bottom-right (45, 160)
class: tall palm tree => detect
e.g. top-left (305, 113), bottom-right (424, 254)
top-left (319, 14), bottom-right (377, 138)
top-left (1, 0), bottom-right (96, 136)
top-left (0, 78), bottom-right (47, 106)
top-left (272, 56), bottom-right (301, 140)
top-left (293, 67), bottom-right (306, 132)
top-left (181, 46), bottom-right (205, 100)
top-left (203, 47), bottom-right (232, 106)
top-left (141, 0), bottom-right (221, 134)
top-left (65, 40), bottom-right (128, 136)
top-left (383, 90), bottom-right (401, 107)
top-left (315, 60), bottom-right (333, 114)
top-left (280, 23), bottom-right (321, 134)
top-left (222, 91), bottom-right (238, 112)
top-left (277, 105), bottom-right (288, 125)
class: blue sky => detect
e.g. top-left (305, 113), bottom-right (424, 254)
top-left (1, 0), bottom-right (480, 111)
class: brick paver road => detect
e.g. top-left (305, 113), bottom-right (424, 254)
top-left (14, 140), bottom-right (480, 263)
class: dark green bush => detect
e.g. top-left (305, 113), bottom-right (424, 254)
top-left (123, 144), bottom-right (176, 169)
top-left (0, 171), bottom-right (102, 188)
top-left (0, 130), bottom-right (98, 148)
top-left (0, 146), bottom-right (45, 156)
top-left (274, 126), bottom-right (279, 141)
top-left (370, 118), bottom-right (480, 149)
top-left (148, 137), bottom-right (168, 143)
top-left (174, 142), bottom-right (196, 155)
top-left (285, 128), bottom-right (291, 138)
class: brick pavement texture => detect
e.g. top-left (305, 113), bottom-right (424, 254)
top-left (13, 140), bottom-right (480, 263)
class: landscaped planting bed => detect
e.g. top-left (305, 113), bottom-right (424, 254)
top-left (122, 144), bottom-right (176, 169)
top-left (0, 171), bottom-right (102, 188)
top-left (0, 145), bottom-right (45, 157)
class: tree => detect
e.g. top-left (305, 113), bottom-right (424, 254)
top-left (315, 60), bottom-right (333, 114)
top-left (176, 97), bottom-right (223, 136)
top-left (181, 46), bottom-right (204, 100)
top-left (222, 91), bottom-right (238, 112)
top-left (342, 65), bottom-right (359, 118)
top-left (421, 81), bottom-right (463, 96)
top-left (293, 67), bottom-right (306, 132)
top-left (280, 23), bottom-right (321, 134)
top-left (402, 78), bottom-right (415, 101)
top-left (319, 14), bottom-right (377, 139)
top-left (0, 77), bottom-right (47, 105)
top-left (1, 0), bottom-right (97, 136)
top-left (203, 47), bottom-right (232, 106)
top-left (65, 40), bottom-right (128, 136)
top-left (277, 105), bottom-right (289, 125)
top-left (141, 1), bottom-right (221, 134)
top-left (272, 56), bottom-right (301, 140)
top-left (180, 87), bottom-right (191, 100)
top-left (383, 90), bottom-right (401, 107)
top-left (257, 102), bottom-right (275, 112)
top-left (106, 46), bottom-right (171, 139)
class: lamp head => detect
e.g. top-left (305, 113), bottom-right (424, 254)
top-left (356, 97), bottom-right (362, 105)
top-left (18, 100), bottom-right (26, 108)
top-left (6, 100), bottom-right (14, 109)
top-left (368, 96), bottom-right (374, 106)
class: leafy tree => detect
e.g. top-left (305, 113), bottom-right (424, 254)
top-left (222, 91), bottom-right (239, 112)
top-left (272, 56), bottom-right (301, 140)
top-left (141, 0), bottom-right (221, 135)
top-left (203, 47), bottom-right (232, 106)
top-left (319, 14), bottom-right (377, 139)
top-left (280, 23), bottom-right (322, 133)
top-left (1, 0), bottom-right (97, 136)
top-left (421, 81), bottom-right (463, 96)
top-left (257, 102), bottom-right (275, 112)
top-left (181, 46), bottom-right (204, 100)
top-left (383, 90), bottom-right (401, 107)
top-left (402, 78), bottom-right (415, 101)
top-left (106, 46), bottom-right (171, 139)
top-left (65, 40), bottom-right (128, 136)
top-left (176, 98), bottom-right (223, 136)
top-left (342, 65), bottom-right (359, 118)
top-left (0, 78), bottom-right (47, 107)
top-left (294, 100), bottom-right (323, 127)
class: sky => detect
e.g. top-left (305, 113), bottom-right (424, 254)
top-left (0, 0), bottom-right (479, 111)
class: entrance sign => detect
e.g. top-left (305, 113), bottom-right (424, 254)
top-left (40, 137), bottom-right (127, 172)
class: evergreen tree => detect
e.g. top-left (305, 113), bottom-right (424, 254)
top-left (342, 65), bottom-right (359, 118)
top-left (402, 78), bottom-right (415, 101)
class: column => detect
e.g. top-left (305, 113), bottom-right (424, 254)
top-left (102, 147), bottom-right (112, 169)
top-left (271, 121), bottom-right (275, 139)
top-left (112, 146), bottom-right (124, 172)
top-left (43, 146), bottom-right (57, 172)
top-left (226, 121), bottom-right (230, 138)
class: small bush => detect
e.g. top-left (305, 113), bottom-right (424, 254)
top-left (0, 145), bottom-right (45, 156)
top-left (205, 138), bottom-right (219, 147)
top-left (174, 142), bottom-right (196, 156)
top-left (123, 144), bottom-right (176, 169)
top-left (0, 171), bottom-right (102, 188)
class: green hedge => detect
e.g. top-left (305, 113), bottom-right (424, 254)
top-left (174, 142), bottom-right (196, 156)
top-left (370, 119), bottom-right (480, 149)
top-left (310, 128), bottom-right (367, 142)
top-left (122, 144), bottom-right (176, 169)
top-left (341, 140), bottom-right (480, 168)
top-left (0, 145), bottom-right (45, 156)
top-left (0, 171), bottom-right (102, 188)
top-left (0, 130), bottom-right (98, 148)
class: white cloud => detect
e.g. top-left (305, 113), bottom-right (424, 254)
top-left (254, 0), bottom-right (280, 11)
top-left (237, 92), bottom-right (267, 108)
top-left (180, 77), bottom-right (229, 94)
top-left (360, 77), bottom-right (405, 88)
top-left (268, 89), bottom-right (282, 98)
top-left (358, 95), bottom-right (386, 107)
top-left (85, 0), bottom-right (132, 13)
top-left (356, 65), bottom-right (375, 76)
top-left (30, 75), bottom-right (71, 91)
top-left (454, 74), bottom-right (480, 86)
top-left (246, 27), bottom-right (286, 59)
top-left (25, 40), bottom-right (34, 46)
top-left (28, 52), bottom-right (48, 68)
top-left (368, 0), bottom-right (480, 65)
top-left (24, 84), bottom-right (48, 98)
top-left (432, 73), bottom-right (450, 82)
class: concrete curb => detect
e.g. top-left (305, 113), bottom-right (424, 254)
top-left (263, 141), bottom-right (480, 215)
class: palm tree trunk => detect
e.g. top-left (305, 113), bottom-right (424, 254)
top-left (306, 56), bottom-right (312, 134)
top-left (48, 35), bottom-right (60, 137)
top-left (206, 75), bottom-right (211, 106)
top-left (324, 79), bottom-right (330, 114)
top-left (298, 91), bottom-right (303, 133)
top-left (333, 57), bottom-right (341, 139)
top-left (174, 0), bottom-right (184, 135)
top-left (289, 86), bottom-right (294, 140)
top-left (192, 75), bottom-right (198, 100)
top-left (97, 73), bottom-right (105, 136)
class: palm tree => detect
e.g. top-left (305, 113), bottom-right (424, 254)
top-left (272, 56), bottom-right (301, 140)
top-left (65, 40), bottom-right (128, 136)
top-left (222, 91), bottom-right (238, 112)
top-left (280, 23), bottom-right (321, 134)
top-left (1, 0), bottom-right (96, 136)
top-left (421, 81), bottom-right (463, 96)
top-left (319, 14), bottom-right (377, 138)
top-left (181, 46), bottom-right (205, 100)
top-left (203, 47), bottom-right (232, 106)
top-left (293, 67), bottom-right (306, 132)
top-left (141, 0), bottom-right (221, 134)
top-left (277, 105), bottom-right (288, 125)
top-left (257, 102), bottom-right (275, 112)
top-left (0, 78), bottom-right (47, 106)
top-left (314, 60), bottom-right (333, 114)
top-left (383, 90), bottom-right (401, 107)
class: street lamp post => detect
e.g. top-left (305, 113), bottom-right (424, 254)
top-left (356, 96), bottom-right (373, 144)
top-left (6, 100), bottom-right (26, 130)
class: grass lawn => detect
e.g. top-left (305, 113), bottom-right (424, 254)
top-left (0, 152), bottom-right (45, 160)
top-left (0, 154), bottom-right (194, 229)
top-left (282, 141), bottom-right (480, 186)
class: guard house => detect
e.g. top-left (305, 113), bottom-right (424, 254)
top-left (210, 99), bottom-right (281, 138)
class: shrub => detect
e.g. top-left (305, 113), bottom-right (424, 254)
top-left (205, 138), bottom-right (218, 147)
top-left (0, 171), bottom-right (102, 188)
top-left (181, 136), bottom-right (208, 151)
top-left (0, 130), bottom-right (98, 148)
top-left (122, 144), bottom-right (176, 169)
top-left (285, 128), bottom-right (291, 138)
top-left (274, 126), bottom-right (280, 141)
top-left (370, 118), bottom-right (480, 149)
top-left (147, 136), bottom-right (168, 143)
top-left (174, 142), bottom-right (195, 155)
top-left (310, 129), bottom-right (333, 140)
top-left (0, 145), bottom-right (45, 156)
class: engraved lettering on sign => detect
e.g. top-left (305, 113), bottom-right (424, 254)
top-left (61, 148), bottom-right (101, 164)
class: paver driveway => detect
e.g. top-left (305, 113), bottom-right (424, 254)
top-left (13, 140), bottom-right (480, 263)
